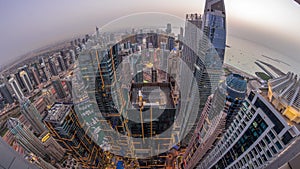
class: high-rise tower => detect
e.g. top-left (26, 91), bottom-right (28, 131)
top-left (48, 57), bottom-right (59, 76)
top-left (183, 74), bottom-right (247, 169)
top-left (44, 103), bottom-right (105, 168)
top-left (51, 76), bottom-right (67, 99)
top-left (20, 98), bottom-right (46, 135)
top-left (20, 70), bottom-right (34, 92)
top-left (197, 73), bottom-right (300, 169)
top-left (179, 0), bottom-right (227, 146)
top-left (202, 0), bottom-right (226, 63)
top-left (8, 75), bottom-right (24, 101)
top-left (7, 118), bottom-right (49, 160)
top-left (0, 83), bottom-right (14, 104)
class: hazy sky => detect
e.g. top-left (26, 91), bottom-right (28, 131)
top-left (0, 0), bottom-right (299, 67)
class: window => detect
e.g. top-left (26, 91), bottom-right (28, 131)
top-left (262, 154), bottom-right (267, 162)
top-left (248, 91), bottom-right (255, 102)
top-left (268, 131), bottom-right (275, 139)
top-left (266, 150), bottom-right (272, 158)
top-left (271, 146), bottom-right (278, 154)
top-left (275, 142), bottom-right (283, 150)
top-left (265, 136), bottom-right (271, 144)
top-left (254, 98), bottom-right (284, 134)
top-left (257, 145), bottom-right (262, 152)
top-left (282, 132), bottom-right (293, 145)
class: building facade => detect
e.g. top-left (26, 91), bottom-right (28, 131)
top-left (198, 90), bottom-right (300, 169)
top-left (8, 75), bottom-right (24, 101)
top-left (0, 83), bottom-right (14, 104)
top-left (183, 74), bottom-right (247, 169)
top-left (44, 103), bottom-right (105, 168)
top-left (20, 98), bottom-right (46, 136)
top-left (51, 76), bottom-right (67, 99)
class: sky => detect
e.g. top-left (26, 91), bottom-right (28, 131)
top-left (0, 0), bottom-right (300, 67)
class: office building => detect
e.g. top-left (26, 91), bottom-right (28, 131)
top-left (48, 57), bottom-right (59, 76)
top-left (40, 132), bottom-right (66, 162)
top-left (57, 55), bottom-right (67, 72)
top-left (201, 0), bottom-right (227, 63)
top-left (8, 75), bottom-right (24, 101)
top-left (0, 83), bottom-right (14, 104)
top-left (198, 89), bottom-right (300, 169)
top-left (30, 66), bottom-right (41, 86)
top-left (14, 71), bottom-right (25, 90)
top-left (183, 74), bottom-right (247, 169)
top-left (166, 23), bottom-right (172, 34)
top-left (20, 98), bottom-right (46, 136)
top-left (44, 103), bottom-right (105, 168)
top-left (20, 70), bottom-right (34, 92)
top-left (179, 0), bottom-right (227, 146)
top-left (51, 76), bottom-right (67, 99)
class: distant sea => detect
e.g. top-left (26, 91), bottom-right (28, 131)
top-left (225, 36), bottom-right (300, 76)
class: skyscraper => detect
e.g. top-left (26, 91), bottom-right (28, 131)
top-left (6, 118), bottom-right (49, 160)
top-left (183, 74), bottom-right (247, 169)
top-left (20, 98), bottom-right (46, 135)
top-left (198, 85), bottom-right (300, 169)
top-left (40, 132), bottom-right (66, 162)
top-left (44, 103), bottom-right (105, 168)
top-left (30, 66), bottom-right (41, 86)
top-left (14, 71), bottom-right (25, 90)
top-left (48, 57), bottom-right (59, 76)
top-left (202, 0), bottom-right (227, 63)
top-left (179, 0), bottom-right (226, 146)
top-left (166, 23), bottom-right (172, 34)
top-left (51, 76), bottom-right (67, 99)
top-left (0, 83), bottom-right (14, 104)
top-left (8, 75), bottom-right (24, 101)
top-left (20, 70), bottom-right (34, 92)
top-left (57, 55), bottom-right (67, 72)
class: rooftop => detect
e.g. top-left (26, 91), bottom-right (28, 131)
top-left (44, 103), bottom-right (72, 123)
top-left (130, 83), bottom-right (175, 109)
top-left (268, 72), bottom-right (300, 111)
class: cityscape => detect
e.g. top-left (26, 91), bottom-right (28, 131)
top-left (0, 0), bottom-right (300, 169)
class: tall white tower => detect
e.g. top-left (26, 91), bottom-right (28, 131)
top-left (8, 75), bottom-right (24, 101)
top-left (20, 70), bottom-right (33, 92)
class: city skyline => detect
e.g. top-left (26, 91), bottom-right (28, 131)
top-left (0, 0), bottom-right (300, 168)
top-left (0, 0), bottom-right (300, 68)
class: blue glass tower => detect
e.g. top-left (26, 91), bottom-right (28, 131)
top-left (202, 0), bottom-right (226, 63)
